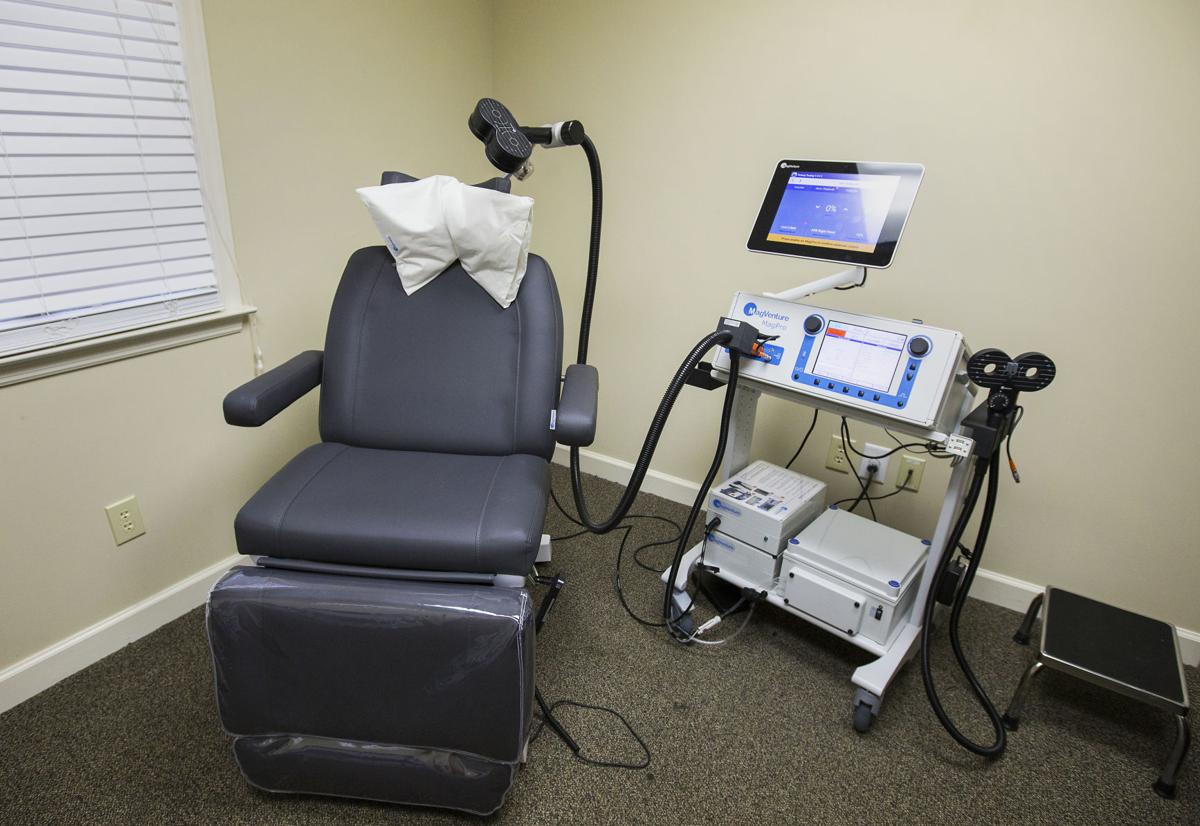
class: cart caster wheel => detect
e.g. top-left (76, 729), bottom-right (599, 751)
top-left (853, 702), bottom-right (874, 733)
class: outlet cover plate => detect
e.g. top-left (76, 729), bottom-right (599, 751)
top-left (897, 454), bottom-right (927, 491)
top-left (857, 443), bottom-right (892, 485)
top-left (825, 435), bottom-right (856, 474)
top-left (105, 495), bottom-right (146, 545)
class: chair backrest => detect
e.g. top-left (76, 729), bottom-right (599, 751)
top-left (319, 246), bottom-right (563, 459)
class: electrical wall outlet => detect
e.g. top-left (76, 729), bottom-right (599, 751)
top-left (857, 443), bottom-right (892, 486)
top-left (105, 495), bottom-right (146, 545)
top-left (825, 435), bottom-right (855, 474)
top-left (896, 454), bottom-right (926, 492)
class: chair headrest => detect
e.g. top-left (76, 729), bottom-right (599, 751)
top-left (380, 171), bottom-right (511, 194)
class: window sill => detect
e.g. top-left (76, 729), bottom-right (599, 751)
top-left (0, 306), bottom-right (257, 388)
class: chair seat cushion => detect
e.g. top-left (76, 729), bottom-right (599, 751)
top-left (234, 443), bottom-right (549, 575)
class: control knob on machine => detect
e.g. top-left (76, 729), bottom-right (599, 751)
top-left (908, 337), bottom-right (931, 357)
top-left (803, 314), bottom-right (823, 334)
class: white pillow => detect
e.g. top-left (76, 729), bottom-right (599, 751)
top-left (356, 176), bottom-right (534, 308)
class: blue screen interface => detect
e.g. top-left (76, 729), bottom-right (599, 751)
top-left (767, 172), bottom-right (901, 253)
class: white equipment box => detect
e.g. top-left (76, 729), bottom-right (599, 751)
top-left (781, 508), bottom-right (928, 647)
top-left (707, 460), bottom-right (826, 553)
top-left (713, 293), bottom-right (966, 434)
top-left (700, 531), bottom-right (781, 588)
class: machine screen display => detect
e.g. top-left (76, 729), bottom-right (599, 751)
top-left (767, 172), bottom-right (901, 254)
top-left (812, 321), bottom-right (907, 393)
top-left (747, 160), bottom-right (923, 267)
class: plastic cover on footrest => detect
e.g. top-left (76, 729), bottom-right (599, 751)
top-left (234, 734), bottom-right (517, 816)
top-left (206, 566), bottom-right (535, 810)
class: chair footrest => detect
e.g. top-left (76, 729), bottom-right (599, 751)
top-left (207, 565), bottom-right (535, 811)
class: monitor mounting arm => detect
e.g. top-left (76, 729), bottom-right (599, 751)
top-left (765, 265), bottom-right (868, 303)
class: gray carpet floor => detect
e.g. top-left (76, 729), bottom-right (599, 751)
top-left (2, 466), bottom-right (1196, 824)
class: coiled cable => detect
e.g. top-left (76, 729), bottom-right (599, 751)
top-left (919, 450), bottom-right (1008, 757)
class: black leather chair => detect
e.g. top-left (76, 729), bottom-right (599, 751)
top-left (206, 174), bottom-right (597, 815)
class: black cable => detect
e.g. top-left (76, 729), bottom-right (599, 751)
top-left (614, 523), bottom-right (667, 627)
top-left (568, 329), bottom-right (733, 535)
top-left (841, 417), bottom-right (929, 459)
top-left (565, 132), bottom-right (742, 538)
top-left (550, 129), bottom-right (754, 641)
top-left (840, 420), bottom-right (877, 521)
top-left (845, 465), bottom-right (878, 513)
top-left (884, 427), bottom-right (951, 458)
top-left (661, 351), bottom-right (743, 634)
top-left (633, 533), bottom-right (679, 573)
top-left (549, 486), bottom-right (586, 528)
top-left (549, 484), bottom-right (682, 624)
top-left (834, 269), bottom-right (868, 290)
top-left (530, 699), bottom-right (651, 769)
top-left (551, 486), bottom-right (682, 543)
top-left (919, 450), bottom-right (1008, 757)
top-left (785, 408), bottom-right (820, 469)
top-left (831, 469), bottom-right (914, 510)
top-left (575, 135), bottom-right (602, 365)
top-left (947, 451), bottom-right (1006, 751)
top-left (549, 528), bottom-right (591, 543)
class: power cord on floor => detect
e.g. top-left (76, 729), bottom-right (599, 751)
top-left (528, 699), bottom-right (651, 769)
top-left (549, 487), bottom-right (681, 627)
top-left (549, 485), bottom-right (749, 640)
top-left (683, 597), bottom-right (760, 646)
top-left (529, 499), bottom-right (656, 769)
top-left (633, 532), bottom-right (679, 572)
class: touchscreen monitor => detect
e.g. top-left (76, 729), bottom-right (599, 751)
top-left (747, 160), bottom-right (923, 268)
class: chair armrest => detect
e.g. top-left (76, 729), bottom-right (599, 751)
top-left (555, 363), bottom-right (598, 447)
top-left (223, 350), bottom-right (323, 427)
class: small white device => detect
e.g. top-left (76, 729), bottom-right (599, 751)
top-left (701, 461), bottom-right (827, 587)
top-left (707, 460), bottom-right (826, 553)
top-left (701, 531), bottom-right (781, 588)
top-left (781, 509), bottom-right (928, 648)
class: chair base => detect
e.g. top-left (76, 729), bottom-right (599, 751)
top-left (207, 564), bottom-right (535, 815)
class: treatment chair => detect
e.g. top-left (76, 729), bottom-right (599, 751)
top-left (206, 173), bottom-right (598, 815)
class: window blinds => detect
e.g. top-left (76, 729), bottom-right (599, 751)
top-left (0, 0), bottom-right (221, 357)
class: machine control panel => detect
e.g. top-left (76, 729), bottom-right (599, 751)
top-left (713, 292), bottom-right (965, 429)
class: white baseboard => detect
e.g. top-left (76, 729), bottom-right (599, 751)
top-left (1180, 630), bottom-right (1200, 668)
top-left (554, 444), bottom-right (702, 506)
top-left (554, 446), bottom-right (1200, 667)
top-left (0, 554), bottom-right (244, 714)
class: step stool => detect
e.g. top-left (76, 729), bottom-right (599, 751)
top-left (1003, 587), bottom-right (1191, 799)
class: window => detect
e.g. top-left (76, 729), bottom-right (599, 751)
top-left (0, 0), bottom-right (234, 360)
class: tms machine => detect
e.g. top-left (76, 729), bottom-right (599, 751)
top-left (662, 160), bottom-right (975, 731)
top-left (660, 159), bottom-right (1055, 745)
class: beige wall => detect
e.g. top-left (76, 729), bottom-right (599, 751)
top-left (0, 0), bottom-right (494, 671)
top-left (493, 0), bottom-right (1200, 630)
top-left (5, 0), bottom-right (1198, 675)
